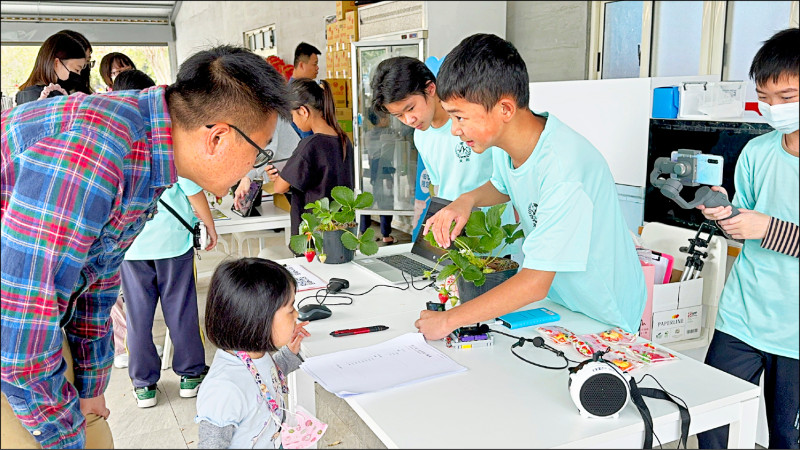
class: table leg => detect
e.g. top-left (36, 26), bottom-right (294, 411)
top-left (727, 396), bottom-right (759, 448)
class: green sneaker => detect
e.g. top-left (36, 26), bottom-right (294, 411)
top-left (133, 384), bottom-right (158, 408)
top-left (180, 366), bottom-right (209, 398)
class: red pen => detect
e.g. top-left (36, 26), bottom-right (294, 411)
top-left (330, 325), bottom-right (389, 337)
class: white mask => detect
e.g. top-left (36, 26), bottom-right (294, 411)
top-left (758, 101), bottom-right (799, 134)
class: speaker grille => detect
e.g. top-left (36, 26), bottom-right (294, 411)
top-left (579, 373), bottom-right (627, 416)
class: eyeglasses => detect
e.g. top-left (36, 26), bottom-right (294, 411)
top-left (86, 60), bottom-right (95, 69)
top-left (205, 124), bottom-right (273, 168)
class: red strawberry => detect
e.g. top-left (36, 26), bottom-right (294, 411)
top-left (305, 250), bottom-right (315, 262)
top-left (438, 292), bottom-right (449, 303)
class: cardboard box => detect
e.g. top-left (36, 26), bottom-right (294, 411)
top-left (640, 268), bottom-right (704, 343)
top-left (336, 1), bottom-right (356, 20)
top-left (273, 193), bottom-right (290, 212)
top-left (651, 306), bottom-right (703, 344)
top-left (335, 107), bottom-right (352, 122)
top-left (344, 10), bottom-right (359, 42)
top-left (326, 22), bottom-right (337, 45)
top-left (325, 78), bottom-right (349, 108)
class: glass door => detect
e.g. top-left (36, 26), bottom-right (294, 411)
top-left (351, 40), bottom-right (424, 216)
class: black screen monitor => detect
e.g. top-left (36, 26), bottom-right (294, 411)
top-left (645, 119), bottom-right (773, 230)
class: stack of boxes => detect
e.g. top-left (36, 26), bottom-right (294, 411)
top-left (325, 1), bottom-right (358, 143)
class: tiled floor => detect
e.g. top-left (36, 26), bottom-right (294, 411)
top-left (105, 224), bottom-right (408, 449)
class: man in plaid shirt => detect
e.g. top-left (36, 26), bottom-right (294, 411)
top-left (1, 45), bottom-right (290, 448)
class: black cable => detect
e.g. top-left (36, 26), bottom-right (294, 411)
top-left (485, 327), bottom-right (574, 370)
top-left (295, 269), bottom-right (437, 309)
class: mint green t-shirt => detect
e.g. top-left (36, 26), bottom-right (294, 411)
top-left (413, 118), bottom-right (520, 257)
top-left (490, 112), bottom-right (646, 332)
top-left (715, 131), bottom-right (799, 359)
top-left (124, 176), bottom-right (202, 260)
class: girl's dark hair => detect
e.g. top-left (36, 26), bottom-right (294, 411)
top-left (437, 33), bottom-right (530, 111)
top-left (749, 28), bottom-right (800, 86)
top-left (289, 78), bottom-right (351, 160)
top-left (370, 56), bottom-right (435, 115)
top-left (100, 52), bottom-right (137, 89)
top-left (113, 69), bottom-right (155, 91)
top-left (57, 30), bottom-right (93, 94)
top-left (205, 258), bottom-right (297, 353)
top-left (19, 32), bottom-right (87, 91)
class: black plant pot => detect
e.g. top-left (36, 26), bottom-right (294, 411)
top-left (456, 261), bottom-right (519, 303)
top-left (322, 228), bottom-right (356, 264)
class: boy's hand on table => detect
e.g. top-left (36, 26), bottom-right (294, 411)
top-left (415, 310), bottom-right (454, 341)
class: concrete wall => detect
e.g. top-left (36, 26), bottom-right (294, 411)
top-left (506, 1), bottom-right (591, 82)
top-left (425, 1), bottom-right (506, 59)
top-left (174, 1), bottom-right (335, 72)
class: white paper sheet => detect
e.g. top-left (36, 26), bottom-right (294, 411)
top-left (300, 333), bottom-right (467, 397)
top-left (285, 264), bottom-right (327, 291)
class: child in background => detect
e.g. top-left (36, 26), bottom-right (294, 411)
top-left (695, 28), bottom-right (798, 449)
top-left (266, 79), bottom-right (355, 242)
top-left (196, 258), bottom-right (311, 449)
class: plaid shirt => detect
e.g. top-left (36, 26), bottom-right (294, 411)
top-left (1, 86), bottom-right (176, 448)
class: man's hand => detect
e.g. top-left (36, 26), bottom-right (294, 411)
top-left (288, 321), bottom-right (311, 354)
top-left (414, 310), bottom-right (455, 341)
top-left (716, 208), bottom-right (771, 240)
top-left (234, 176), bottom-right (251, 210)
top-left (79, 395), bottom-right (110, 420)
top-left (696, 186), bottom-right (734, 220)
top-left (423, 196), bottom-right (475, 248)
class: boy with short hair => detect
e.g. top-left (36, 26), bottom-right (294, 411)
top-left (290, 42), bottom-right (321, 139)
top-left (370, 56), bottom-right (519, 254)
top-left (696, 27), bottom-right (798, 449)
top-left (416, 33), bottom-right (645, 340)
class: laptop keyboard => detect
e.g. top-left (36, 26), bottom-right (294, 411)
top-left (376, 254), bottom-right (434, 277)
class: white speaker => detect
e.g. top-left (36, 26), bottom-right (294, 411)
top-left (568, 360), bottom-right (630, 419)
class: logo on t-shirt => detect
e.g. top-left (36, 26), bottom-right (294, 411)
top-left (455, 142), bottom-right (471, 162)
top-left (528, 203), bottom-right (538, 228)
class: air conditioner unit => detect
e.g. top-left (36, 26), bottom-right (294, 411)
top-left (358, 0), bottom-right (425, 40)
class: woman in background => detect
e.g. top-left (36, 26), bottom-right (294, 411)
top-left (99, 52), bottom-right (137, 91)
top-left (266, 78), bottom-right (355, 245)
top-left (15, 32), bottom-right (87, 105)
top-left (57, 29), bottom-right (94, 94)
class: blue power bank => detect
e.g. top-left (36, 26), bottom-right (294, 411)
top-left (497, 308), bottom-right (560, 329)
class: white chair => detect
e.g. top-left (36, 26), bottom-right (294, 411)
top-left (640, 222), bottom-right (728, 351)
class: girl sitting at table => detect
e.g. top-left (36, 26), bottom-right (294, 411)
top-left (195, 258), bottom-right (318, 449)
top-left (265, 79), bottom-right (355, 252)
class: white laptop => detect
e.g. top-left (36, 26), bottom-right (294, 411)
top-left (353, 197), bottom-right (459, 284)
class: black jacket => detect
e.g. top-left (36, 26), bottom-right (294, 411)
top-left (14, 85), bottom-right (65, 106)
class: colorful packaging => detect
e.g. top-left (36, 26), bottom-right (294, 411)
top-left (597, 327), bottom-right (637, 344)
top-left (536, 326), bottom-right (575, 345)
top-left (620, 342), bottom-right (678, 364)
top-left (601, 350), bottom-right (643, 373)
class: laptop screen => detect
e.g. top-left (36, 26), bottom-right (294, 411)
top-left (410, 197), bottom-right (463, 263)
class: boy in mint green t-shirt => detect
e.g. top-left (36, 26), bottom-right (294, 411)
top-left (695, 28), bottom-right (798, 449)
top-left (415, 34), bottom-right (646, 340)
top-left (370, 56), bottom-right (520, 258)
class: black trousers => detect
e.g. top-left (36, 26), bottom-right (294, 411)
top-left (697, 330), bottom-right (799, 449)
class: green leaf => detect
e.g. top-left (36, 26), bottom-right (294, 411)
top-left (464, 210), bottom-right (489, 236)
top-left (478, 228), bottom-right (504, 253)
top-left (354, 192), bottom-right (374, 209)
top-left (330, 201), bottom-right (343, 214)
top-left (486, 203), bottom-right (506, 229)
top-left (333, 211), bottom-right (354, 224)
top-left (449, 251), bottom-right (471, 270)
top-left (454, 236), bottom-right (481, 250)
top-left (358, 240), bottom-right (379, 256)
top-left (473, 273), bottom-right (487, 287)
top-left (301, 213), bottom-right (320, 232)
top-left (506, 229), bottom-right (525, 245)
top-left (312, 232), bottom-right (324, 253)
top-left (319, 197), bottom-right (330, 211)
top-left (361, 227), bottom-right (376, 242)
top-left (290, 234), bottom-right (309, 255)
top-left (461, 265), bottom-right (483, 282)
top-left (502, 223), bottom-right (521, 238)
top-left (436, 263), bottom-right (459, 280)
top-left (331, 186), bottom-right (355, 207)
top-left (340, 230), bottom-right (359, 250)
top-left (424, 230), bottom-right (442, 249)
